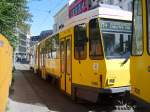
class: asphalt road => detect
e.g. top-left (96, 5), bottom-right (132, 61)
top-left (9, 69), bottom-right (135, 112)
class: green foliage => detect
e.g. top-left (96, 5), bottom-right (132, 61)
top-left (0, 0), bottom-right (32, 49)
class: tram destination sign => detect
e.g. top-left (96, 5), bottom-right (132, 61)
top-left (100, 20), bottom-right (132, 33)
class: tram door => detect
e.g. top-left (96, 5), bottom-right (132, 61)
top-left (60, 36), bottom-right (72, 95)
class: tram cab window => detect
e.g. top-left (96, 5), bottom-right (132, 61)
top-left (132, 0), bottom-right (143, 55)
top-left (100, 19), bottom-right (132, 59)
top-left (74, 24), bottom-right (87, 60)
top-left (102, 33), bottom-right (131, 59)
top-left (89, 18), bottom-right (103, 60)
top-left (147, 0), bottom-right (150, 53)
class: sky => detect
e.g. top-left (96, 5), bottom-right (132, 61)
top-left (28, 0), bottom-right (68, 36)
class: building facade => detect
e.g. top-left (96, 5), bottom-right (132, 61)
top-left (96, 0), bottom-right (132, 11)
top-left (30, 36), bottom-right (39, 47)
top-left (14, 32), bottom-right (30, 63)
top-left (68, 0), bottom-right (132, 18)
top-left (30, 30), bottom-right (53, 47)
top-left (53, 4), bottom-right (69, 33)
top-left (69, 0), bottom-right (89, 18)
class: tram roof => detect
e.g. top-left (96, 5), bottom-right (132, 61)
top-left (38, 5), bottom-right (132, 44)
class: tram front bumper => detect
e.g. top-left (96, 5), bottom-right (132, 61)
top-left (99, 86), bottom-right (131, 94)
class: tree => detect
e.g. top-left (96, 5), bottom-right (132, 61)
top-left (0, 0), bottom-right (32, 49)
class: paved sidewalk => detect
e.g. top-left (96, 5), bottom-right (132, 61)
top-left (7, 99), bottom-right (50, 112)
top-left (14, 63), bottom-right (30, 70)
top-left (8, 70), bottom-right (51, 112)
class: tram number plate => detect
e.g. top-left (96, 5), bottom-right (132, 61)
top-left (93, 63), bottom-right (99, 73)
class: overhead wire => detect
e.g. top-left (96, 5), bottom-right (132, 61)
top-left (29, 0), bottom-right (67, 35)
top-left (34, 0), bottom-right (64, 27)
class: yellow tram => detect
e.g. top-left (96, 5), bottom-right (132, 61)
top-left (0, 34), bottom-right (12, 112)
top-left (131, 0), bottom-right (150, 108)
top-left (32, 5), bottom-right (132, 102)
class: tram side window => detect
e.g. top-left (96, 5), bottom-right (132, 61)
top-left (147, 0), bottom-right (150, 53)
top-left (46, 38), bottom-right (52, 59)
top-left (46, 35), bottom-right (59, 59)
top-left (89, 18), bottom-right (103, 60)
top-left (45, 39), bottom-right (49, 58)
top-left (74, 24), bottom-right (87, 60)
top-left (132, 0), bottom-right (143, 55)
top-left (51, 35), bottom-right (59, 59)
top-left (56, 35), bottom-right (60, 59)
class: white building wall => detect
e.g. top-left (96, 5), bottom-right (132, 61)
top-left (14, 32), bottom-right (30, 62)
top-left (53, 4), bottom-right (69, 33)
top-left (119, 0), bottom-right (132, 11)
top-left (101, 0), bottom-right (132, 11)
top-left (89, 0), bottom-right (132, 11)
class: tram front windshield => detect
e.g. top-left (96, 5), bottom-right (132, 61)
top-left (100, 19), bottom-right (132, 59)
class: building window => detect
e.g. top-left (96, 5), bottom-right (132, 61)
top-left (75, 6), bottom-right (78, 14)
top-left (89, 18), bottom-right (103, 60)
top-left (74, 24), bottom-right (87, 60)
top-left (132, 0), bottom-right (143, 55)
top-left (79, 2), bottom-right (82, 12)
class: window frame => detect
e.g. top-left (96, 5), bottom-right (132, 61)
top-left (89, 18), bottom-right (104, 60)
top-left (74, 23), bottom-right (87, 60)
top-left (131, 0), bottom-right (144, 56)
top-left (146, 0), bottom-right (150, 55)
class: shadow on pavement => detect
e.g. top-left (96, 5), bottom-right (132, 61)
top-left (9, 70), bottom-right (135, 112)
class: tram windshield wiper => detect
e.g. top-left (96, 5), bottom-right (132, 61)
top-left (121, 53), bottom-right (130, 66)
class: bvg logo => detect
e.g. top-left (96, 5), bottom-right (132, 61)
top-left (0, 41), bottom-right (4, 47)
